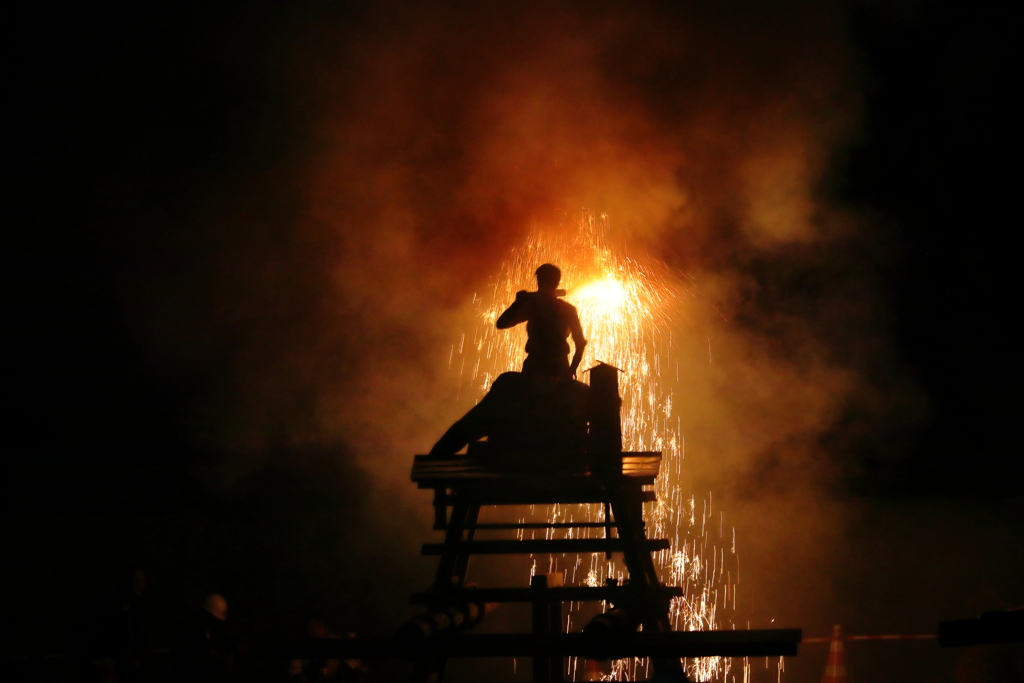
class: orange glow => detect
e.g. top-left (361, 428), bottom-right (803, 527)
top-left (452, 212), bottom-right (741, 681)
top-left (572, 277), bottom-right (628, 319)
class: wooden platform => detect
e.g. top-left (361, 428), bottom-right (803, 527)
top-left (410, 450), bottom-right (693, 682)
top-left (256, 448), bottom-right (804, 682)
top-left (412, 452), bottom-right (660, 510)
top-left (263, 628), bottom-right (802, 660)
top-left (421, 538), bottom-right (671, 556)
top-left (411, 451), bottom-right (662, 486)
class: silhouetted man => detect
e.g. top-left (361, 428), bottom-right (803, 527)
top-left (497, 263), bottom-right (587, 379)
top-left (92, 569), bottom-right (150, 683)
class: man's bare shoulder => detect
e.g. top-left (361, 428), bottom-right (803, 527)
top-left (554, 298), bottom-right (580, 316)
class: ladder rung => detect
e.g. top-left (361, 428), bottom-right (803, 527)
top-left (260, 629), bottom-right (802, 659)
top-left (432, 490), bottom-right (657, 505)
top-left (434, 521), bottom-right (615, 531)
top-left (421, 539), bottom-right (670, 556)
top-left (410, 585), bottom-right (683, 604)
top-left (439, 630), bottom-right (802, 658)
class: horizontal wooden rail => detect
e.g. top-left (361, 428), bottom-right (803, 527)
top-left (258, 629), bottom-right (802, 660)
top-left (422, 539), bottom-right (670, 556)
top-left (410, 585), bottom-right (683, 604)
top-left (453, 521), bottom-right (616, 530)
top-left (431, 490), bottom-right (657, 505)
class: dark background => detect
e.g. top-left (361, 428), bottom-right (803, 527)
top-left (844, 0), bottom-right (1016, 496)
top-left (4, 1), bottom-right (1019, 680)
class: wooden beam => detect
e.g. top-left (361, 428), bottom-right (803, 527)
top-left (456, 521), bottom-right (616, 530)
top-left (421, 539), bottom-right (670, 556)
top-left (259, 629), bottom-right (802, 660)
top-left (410, 585), bottom-right (683, 604)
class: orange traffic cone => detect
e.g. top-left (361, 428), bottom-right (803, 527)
top-left (821, 624), bottom-right (849, 683)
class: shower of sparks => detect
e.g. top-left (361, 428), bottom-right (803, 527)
top-left (451, 212), bottom-right (742, 682)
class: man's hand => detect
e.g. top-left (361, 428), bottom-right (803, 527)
top-left (497, 291), bottom-right (532, 329)
top-left (569, 338), bottom-right (586, 379)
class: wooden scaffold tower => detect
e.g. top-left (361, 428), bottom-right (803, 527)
top-left (262, 364), bottom-right (801, 681)
top-left (401, 364), bottom-right (799, 682)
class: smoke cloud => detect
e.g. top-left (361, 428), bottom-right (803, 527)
top-left (167, 0), bottom-right (863, 459)
top-left (92, 1), bottom-right (1012, 680)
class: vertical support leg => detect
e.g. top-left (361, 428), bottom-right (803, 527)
top-left (432, 488), bottom-right (447, 530)
top-left (548, 589), bottom-right (564, 682)
top-left (451, 503), bottom-right (479, 587)
top-left (609, 484), bottom-right (685, 680)
top-left (532, 574), bottom-right (552, 683)
top-left (603, 501), bottom-right (613, 560)
top-left (423, 500), bottom-right (479, 683)
top-left (532, 573), bottom-right (564, 683)
top-left (609, 487), bottom-right (659, 586)
top-left (433, 501), bottom-right (470, 590)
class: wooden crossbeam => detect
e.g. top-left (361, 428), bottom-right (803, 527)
top-left (261, 629), bottom-right (802, 660)
top-left (431, 489), bottom-right (657, 506)
top-left (451, 521), bottom-right (615, 531)
top-left (403, 445), bottom-right (783, 682)
top-left (443, 630), bottom-right (803, 659)
top-left (422, 539), bottom-right (670, 556)
top-left (411, 452), bottom-right (662, 486)
top-left (409, 585), bottom-right (683, 604)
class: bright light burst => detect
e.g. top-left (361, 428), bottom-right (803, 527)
top-left (451, 212), bottom-right (741, 681)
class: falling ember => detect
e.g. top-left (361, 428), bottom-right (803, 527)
top-left (452, 212), bottom-right (741, 681)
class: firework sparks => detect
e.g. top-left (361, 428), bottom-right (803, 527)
top-left (452, 212), bottom-right (740, 681)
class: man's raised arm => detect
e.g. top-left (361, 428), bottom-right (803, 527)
top-left (496, 290), bottom-right (531, 329)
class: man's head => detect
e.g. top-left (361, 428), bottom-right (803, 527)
top-left (535, 264), bottom-right (561, 293)
top-left (204, 594), bottom-right (228, 621)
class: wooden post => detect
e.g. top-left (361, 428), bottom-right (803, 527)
top-left (547, 573), bottom-right (564, 683)
top-left (532, 573), bottom-right (565, 683)
top-left (588, 363), bottom-right (623, 462)
top-left (531, 574), bottom-right (551, 683)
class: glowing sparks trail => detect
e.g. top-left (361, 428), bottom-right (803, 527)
top-left (451, 213), bottom-right (741, 681)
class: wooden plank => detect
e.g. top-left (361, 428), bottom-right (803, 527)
top-left (454, 521), bottom-right (615, 530)
top-left (412, 466), bottom-right (655, 475)
top-left (409, 462), bottom-right (659, 473)
top-left (421, 479), bottom-right (657, 492)
top-left (410, 585), bottom-right (683, 604)
top-left (430, 491), bottom-right (655, 507)
top-left (413, 452), bottom-right (662, 462)
top-left (412, 467), bottom-right (658, 478)
top-left (431, 489), bottom-right (658, 505)
top-left (442, 630), bottom-right (803, 658)
top-left (259, 629), bottom-right (802, 660)
top-left (411, 466), bottom-right (662, 478)
top-left (413, 462), bottom-right (659, 473)
top-left (421, 539), bottom-right (670, 556)
top-left (411, 452), bottom-right (662, 484)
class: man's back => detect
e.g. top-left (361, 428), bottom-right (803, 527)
top-left (497, 289), bottom-right (585, 379)
top-left (524, 294), bottom-right (577, 356)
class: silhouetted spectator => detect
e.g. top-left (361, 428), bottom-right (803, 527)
top-left (86, 568), bottom-right (151, 683)
top-left (169, 594), bottom-right (236, 682)
top-left (337, 632), bottom-right (370, 683)
top-left (288, 618), bottom-right (368, 683)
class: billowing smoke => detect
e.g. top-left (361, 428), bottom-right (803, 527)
top-left (118, 0), bottom-right (933, 678)
top-left (178, 0), bottom-right (864, 461)
top-left (12, 1), bottom-right (1023, 679)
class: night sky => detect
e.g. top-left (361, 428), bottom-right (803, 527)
top-left (5, 1), bottom-right (1020, 681)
